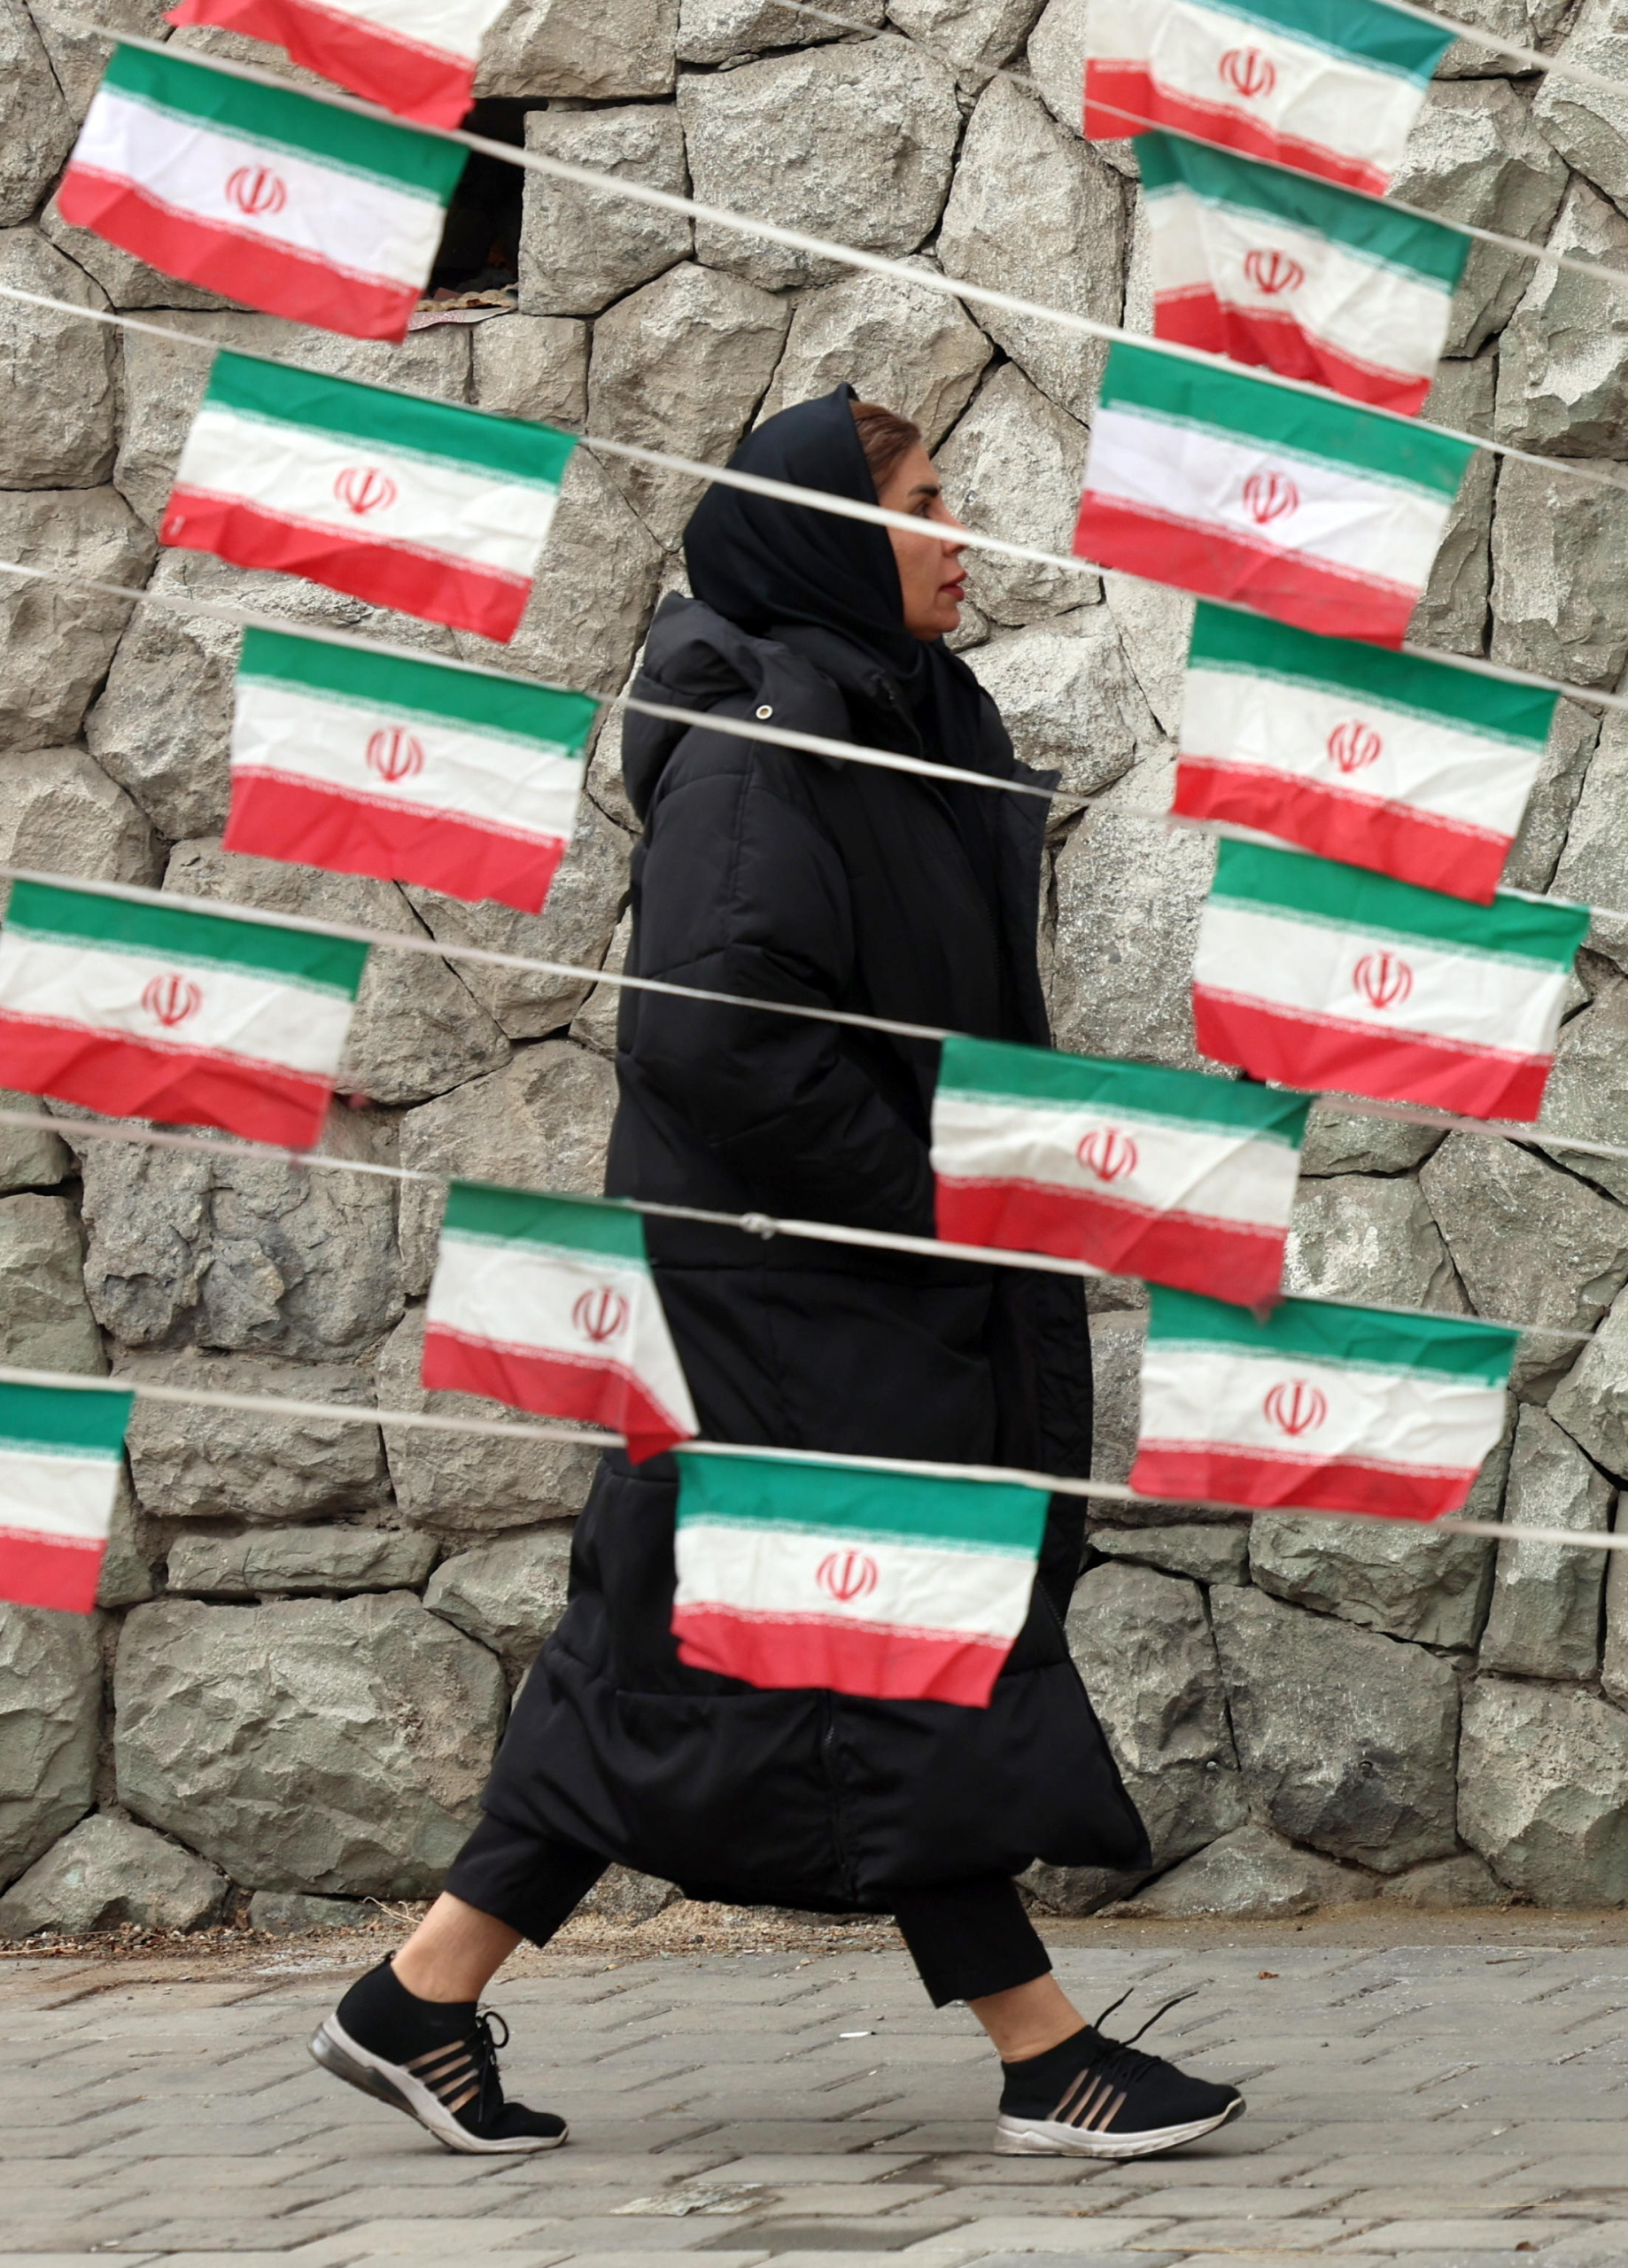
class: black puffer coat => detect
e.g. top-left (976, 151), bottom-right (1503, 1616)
top-left (477, 594), bottom-right (1148, 1909)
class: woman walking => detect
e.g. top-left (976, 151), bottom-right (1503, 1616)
top-left (310, 386), bottom-right (1244, 2162)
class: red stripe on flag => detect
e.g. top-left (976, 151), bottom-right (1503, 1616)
top-left (57, 166), bottom-right (417, 342)
top-left (671, 1604), bottom-right (1011, 1705)
top-left (1153, 288), bottom-right (1432, 416)
top-left (161, 488), bottom-right (530, 642)
top-left (1174, 759), bottom-right (1509, 903)
top-left (934, 1176), bottom-right (1287, 1308)
top-left (1083, 63), bottom-right (1392, 194)
top-left (225, 772), bottom-right (568, 914)
top-left (0, 1527), bottom-right (105, 1612)
top-left (167, 0), bottom-right (475, 127)
top-left (1130, 1442), bottom-right (1474, 1521)
top-left (422, 1323), bottom-right (691, 1463)
top-left (0, 1013), bottom-right (336, 1147)
top-left (1192, 986), bottom-right (1553, 1121)
top-left (1074, 493), bottom-right (1415, 646)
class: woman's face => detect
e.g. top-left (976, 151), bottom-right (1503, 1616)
top-left (875, 441), bottom-right (968, 641)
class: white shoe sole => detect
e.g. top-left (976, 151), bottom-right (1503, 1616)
top-left (994, 2094), bottom-right (1244, 2159)
top-left (309, 2013), bottom-right (569, 2155)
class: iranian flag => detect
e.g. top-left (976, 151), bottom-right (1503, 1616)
top-left (671, 1449), bottom-right (1050, 1707)
top-left (228, 628), bottom-right (597, 912)
top-left (423, 1183), bottom-right (698, 1463)
top-left (163, 351), bottom-right (576, 642)
top-left (1074, 341), bottom-right (1471, 646)
top-left (0, 879), bottom-right (367, 1149)
top-left (931, 1033), bottom-right (1309, 1309)
top-left (1131, 1285), bottom-right (1516, 1520)
top-left (167, 0), bottom-right (514, 128)
top-left (1192, 840), bottom-right (1590, 1122)
top-left (1138, 132), bottom-right (1467, 415)
top-left (0, 1383), bottom-right (135, 1614)
top-left (57, 43), bottom-right (465, 341)
top-left (1085, 0), bottom-right (1452, 194)
top-left (1174, 604), bottom-right (1558, 902)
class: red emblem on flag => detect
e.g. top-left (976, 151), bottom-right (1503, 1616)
top-left (1077, 1127), bottom-right (1140, 1183)
top-left (1327, 721), bottom-right (1383, 773)
top-left (572, 1286), bottom-right (629, 1344)
top-left (1243, 248), bottom-right (1304, 296)
top-left (818, 1550), bottom-right (880, 1604)
top-left (334, 467), bottom-right (398, 516)
top-left (1264, 1379), bottom-right (1327, 1437)
top-left (1353, 951), bottom-right (1414, 1011)
top-left (1243, 471), bottom-right (1299, 525)
top-left (366, 727), bottom-right (425, 783)
top-left (1220, 46), bottom-right (1276, 98)
top-left (141, 974), bottom-right (202, 1029)
top-left (225, 167), bottom-right (288, 218)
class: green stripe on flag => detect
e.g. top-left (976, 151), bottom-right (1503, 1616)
top-left (937, 1034), bottom-right (1312, 1146)
top-left (1190, 0), bottom-right (1451, 81)
top-left (1210, 841), bottom-right (1591, 967)
top-left (443, 1181), bottom-right (650, 1263)
top-left (675, 1449), bottom-right (1049, 1551)
top-left (1188, 604), bottom-right (1557, 748)
top-left (1136, 133), bottom-right (1468, 290)
top-left (0, 1380), bottom-right (134, 1459)
top-left (207, 353), bottom-right (578, 492)
top-left (4, 880), bottom-right (369, 995)
top-left (1147, 1285), bottom-right (1518, 1385)
top-left (238, 629), bottom-right (598, 753)
top-left (1098, 340), bottom-right (1472, 498)
top-left (104, 43), bottom-right (467, 201)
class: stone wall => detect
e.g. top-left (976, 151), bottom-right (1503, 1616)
top-left (3, 0), bottom-right (1628, 1936)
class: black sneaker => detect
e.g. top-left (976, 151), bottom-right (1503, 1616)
top-left (996, 1994), bottom-right (1244, 2159)
top-left (309, 1956), bottom-right (568, 2155)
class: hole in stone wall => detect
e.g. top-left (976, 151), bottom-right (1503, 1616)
top-left (425, 97), bottom-right (530, 303)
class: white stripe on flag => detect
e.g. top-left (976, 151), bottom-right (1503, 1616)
top-left (286, 0), bottom-right (505, 51)
top-left (673, 1516), bottom-right (1035, 1640)
top-left (0, 1445), bottom-right (120, 1544)
top-left (74, 88), bottom-right (442, 291)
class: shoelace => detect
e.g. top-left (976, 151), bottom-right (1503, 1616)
top-left (1080, 1987), bottom-right (1201, 2092)
top-left (469, 2008), bottom-right (510, 2127)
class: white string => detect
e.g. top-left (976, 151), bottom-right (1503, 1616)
top-left (4, 1356), bottom-right (1621, 1553)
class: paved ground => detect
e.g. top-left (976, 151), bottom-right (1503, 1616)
top-left (7, 1913), bottom-right (1628, 2268)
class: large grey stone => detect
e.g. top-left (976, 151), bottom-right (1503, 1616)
top-left (1537, 959), bottom-right (1628, 1206)
top-left (1088, 1522), bottom-right (1250, 1586)
top-left (1548, 1279), bottom-right (1628, 1480)
top-left (425, 1530), bottom-right (574, 1673)
top-left (1115, 1825), bottom-right (1377, 1920)
top-left (571, 909), bottom-right (632, 1058)
top-left (115, 1594), bottom-right (507, 1895)
top-left (0, 230), bottom-right (118, 486)
top-left (1299, 1111), bottom-right (1444, 1178)
top-left (1391, 79), bottom-right (1569, 358)
top-left (1496, 179), bottom-right (1628, 456)
top-left (249, 1890), bottom-right (375, 1933)
top-left (1380, 1852), bottom-right (1512, 1908)
top-left (0, 0), bottom-right (75, 226)
top-left (0, 747), bottom-right (160, 905)
top-left (1532, 0), bottom-right (1628, 216)
top-left (888, 0), bottom-right (1047, 79)
top-left (519, 106), bottom-right (691, 319)
top-left (678, 43), bottom-right (960, 291)
top-left (376, 1308), bottom-right (603, 1534)
top-left (1480, 1403), bottom-right (1611, 1679)
top-left (757, 260), bottom-right (991, 449)
top-left (1283, 1170), bottom-right (1463, 1313)
top-left (1026, 0), bottom-right (1091, 144)
top-left (964, 610), bottom-right (1159, 796)
top-left (471, 315), bottom-right (588, 431)
top-left (1102, 576), bottom-right (1192, 741)
top-left (1050, 758), bottom-right (1217, 1069)
top-left (1552, 710), bottom-right (1628, 963)
top-left (1460, 1676), bottom-right (1628, 1905)
top-left (1502, 698), bottom-right (1601, 896)
top-left (70, 1105), bottom-right (404, 1363)
top-left (0, 1087), bottom-right (70, 1195)
top-left (120, 1350), bottom-right (386, 1522)
top-left (397, 1039), bottom-right (618, 1293)
top-left (1430, 0), bottom-right (1584, 76)
top-left (0, 1814), bottom-right (226, 1938)
top-left (588, 263), bottom-right (790, 547)
top-left (1409, 352), bottom-right (1496, 658)
top-left (97, 1472), bottom-right (158, 1613)
top-left (0, 488), bottom-right (155, 750)
top-left (1490, 454), bottom-right (1628, 689)
top-left (167, 1527), bottom-right (435, 1597)
top-left (0, 1604), bottom-right (100, 1889)
top-left (164, 840), bottom-right (510, 1109)
top-left (937, 78), bottom-right (1126, 420)
top-left (1212, 1586), bottom-right (1461, 1872)
top-left (678, 0), bottom-right (882, 61)
top-left (0, 1193), bottom-right (103, 1376)
top-left (476, 0), bottom-right (678, 95)
top-left (936, 366), bottom-right (1097, 625)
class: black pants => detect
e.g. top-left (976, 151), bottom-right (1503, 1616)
top-left (446, 1813), bottom-right (1051, 2008)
